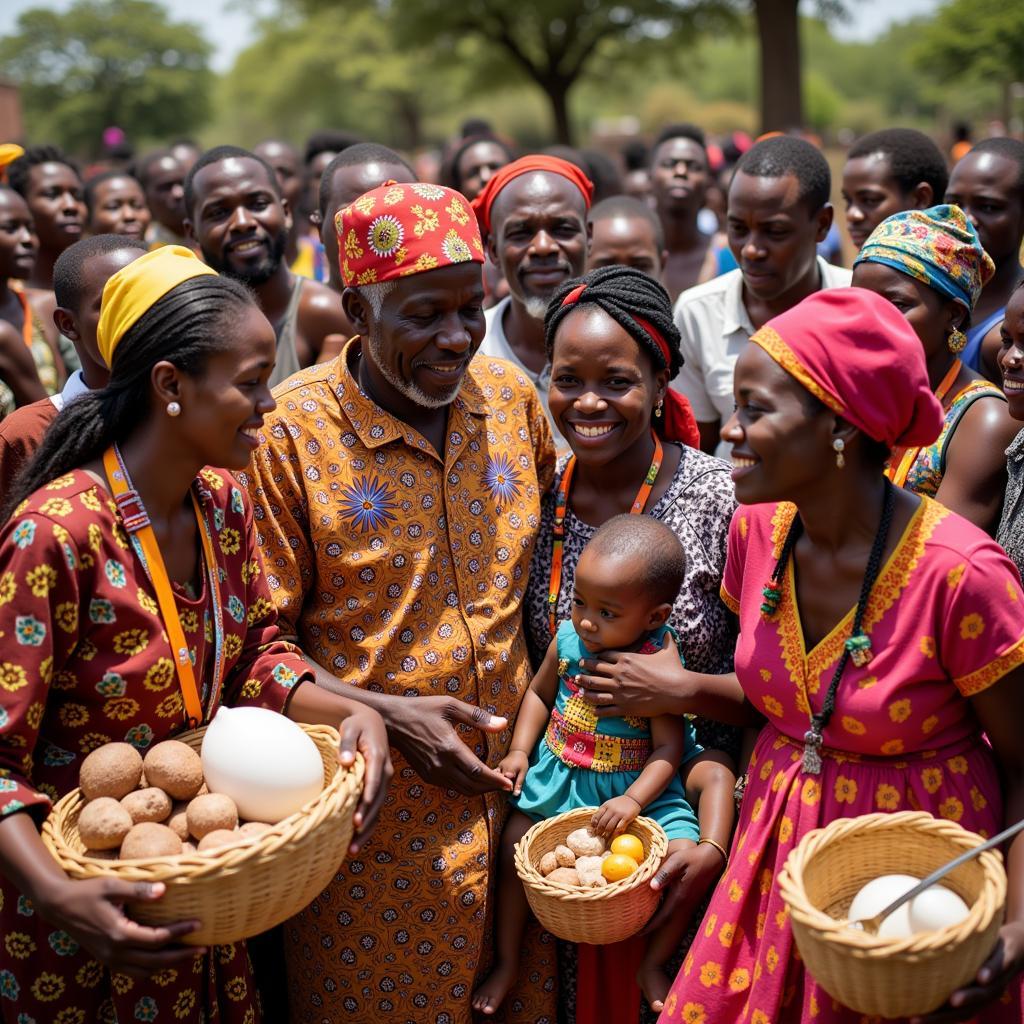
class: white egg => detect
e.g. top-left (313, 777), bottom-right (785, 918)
top-left (201, 706), bottom-right (324, 823)
top-left (847, 874), bottom-right (920, 938)
top-left (908, 884), bottom-right (970, 933)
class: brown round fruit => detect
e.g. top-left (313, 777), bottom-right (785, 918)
top-left (239, 821), bottom-right (272, 838)
top-left (186, 793), bottom-right (239, 840)
top-left (166, 802), bottom-right (190, 841)
top-left (198, 828), bottom-right (242, 852)
top-left (120, 787), bottom-right (173, 825)
top-left (120, 821), bottom-right (183, 859)
top-left (78, 796), bottom-right (133, 851)
top-left (142, 741), bottom-right (203, 801)
top-left (79, 743), bottom-right (143, 801)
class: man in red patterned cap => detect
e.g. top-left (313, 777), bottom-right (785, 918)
top-left (241, 180), bottom-right (558, 1023)
top-left (473, 156), bottom-right (594, 449)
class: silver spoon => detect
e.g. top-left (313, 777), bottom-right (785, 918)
top-left (850, 817), bottom-right (1024, 935)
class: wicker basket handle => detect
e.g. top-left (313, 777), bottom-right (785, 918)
top-left (853, 815), bottom-right (1024, 935)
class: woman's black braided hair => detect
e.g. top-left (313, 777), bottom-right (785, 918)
top-left (543, 265), bottom-right (682, 378)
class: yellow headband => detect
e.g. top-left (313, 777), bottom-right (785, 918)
top-left (97, 245), bottom-right (217, 368)
top-left (0, 144), bottom-right (24, 170)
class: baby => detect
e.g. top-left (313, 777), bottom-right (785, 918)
top-left (473, 514), bottom-right (735, 1014)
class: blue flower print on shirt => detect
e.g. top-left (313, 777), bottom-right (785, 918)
top-left (338, 475), bottom-right (399, 533)
top-left (484, 452), bottom-right (522, 504)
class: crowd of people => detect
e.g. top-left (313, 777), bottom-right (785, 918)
top-left (0, 116), bottom-right (1021, 1024)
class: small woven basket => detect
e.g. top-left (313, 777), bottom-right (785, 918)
top-left (778, 811), bottom-right (1007, 1018)
top-left (42, 723), bottom-right (362, 946)
top-left (514, 807), bottom-right (668, 944)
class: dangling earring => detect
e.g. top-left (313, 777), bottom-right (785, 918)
top-left (654, 399), bottom-right (663, 419)
top-left (832, 437), bottom-right (845, 468)
top-left (166, 401), bottom-right (181, 417)
top-left (948, 329), bottom-right (967, 354)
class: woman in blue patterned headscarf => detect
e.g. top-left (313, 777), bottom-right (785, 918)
top-left (852, 204), bottom-right (1019, 533)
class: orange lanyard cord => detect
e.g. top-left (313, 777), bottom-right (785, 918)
top-left (547, 431), bottom-right (664, 634)
top-left (102, 447), bottom-right (220, 728)
top-left (14, 290), bottom-right (32, 348)
top-left (887, 360), bottom-right (961, 488)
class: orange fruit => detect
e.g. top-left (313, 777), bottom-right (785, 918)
top-left (610, 834), bottom-right (645, 862)
top-left (601, 853), bottom-right (639, 882)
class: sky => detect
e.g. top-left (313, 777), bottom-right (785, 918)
top-left (0, 0), bottom-right (945, 73)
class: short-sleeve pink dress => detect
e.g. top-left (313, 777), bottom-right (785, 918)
top-left (659, 496), bottom-right (1024, 1023)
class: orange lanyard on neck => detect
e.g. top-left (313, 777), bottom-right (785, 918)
top-left (14, 290), bottom-right (32, 348)
top-left (102, 446), bottom-right (221, 728)
top-left (886, 360), bottom-right (961, 488)
top-left (547, 431), bottom-right (664, 634)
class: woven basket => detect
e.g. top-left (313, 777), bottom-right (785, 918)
top-left (514, 807), bottom-right (668, 944)
top-left (778, 811), bottom-right (1006, 1018)
top-left (42, 723), bottom-right (362, 946)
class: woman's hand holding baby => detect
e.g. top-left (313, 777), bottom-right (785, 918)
top-left (643, 840), bottom-right (726, 935)
top-left (591, 794), bottom-right (642, 835)
top-left (499, 749), bottom-right (531, 796)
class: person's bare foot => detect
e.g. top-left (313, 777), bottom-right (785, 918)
top-left (637, 960), bottom-right (672, 1013)
top-left (472, 962), bottom-right (519, 1016)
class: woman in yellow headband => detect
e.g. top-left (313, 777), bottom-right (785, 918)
top-left (0, 246), bottom-right (391, 1023)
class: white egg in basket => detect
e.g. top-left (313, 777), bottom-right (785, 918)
top-left (200, 706), bottom-right (324, 823)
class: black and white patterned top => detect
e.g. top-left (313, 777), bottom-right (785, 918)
top-left (997, 428), bottom-right (1024, 578)
top-left (524, 442), bottom-right (740, 757)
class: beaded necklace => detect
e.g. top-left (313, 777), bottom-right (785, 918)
top-left (548, 430), bottom-right (663, 634)
top-left (760, 479), bottom-right (897, 774)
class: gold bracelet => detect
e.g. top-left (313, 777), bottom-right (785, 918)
top-left (698, 836), bottom-right (728, 864)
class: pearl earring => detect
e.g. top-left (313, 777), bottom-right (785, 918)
top-left (167, 401), bottom-right (181, 417)
top-left (833, 437), bottom-right (845, 468)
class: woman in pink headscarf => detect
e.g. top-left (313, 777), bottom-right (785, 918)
top-left (575, 287), bottom-right (1024, 1022)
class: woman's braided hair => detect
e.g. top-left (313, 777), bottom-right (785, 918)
top-left (543, 265), bottom-right (682, 378)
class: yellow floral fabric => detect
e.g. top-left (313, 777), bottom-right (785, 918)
top-left (0, 468), bottom-right (311, 1022)
top-left (241, 339), bottom-right (556, 1023)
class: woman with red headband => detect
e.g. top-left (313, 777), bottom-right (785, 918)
top-left (517, 265), bottom-right (739, 1023)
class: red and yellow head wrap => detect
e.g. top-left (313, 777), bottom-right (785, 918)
top-left (97, 245), bottom-right (217, 368)
top-left (334, 181), bottom-right (483, 288)
top-left (750, 287), bottom-right (943, 449)
top-left (471, 155), bottom-right (594, 237)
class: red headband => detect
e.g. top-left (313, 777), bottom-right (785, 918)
top-left (471, 155), bottom-right (594, 236)
top-left (558, 283), bottom-right (700, 449)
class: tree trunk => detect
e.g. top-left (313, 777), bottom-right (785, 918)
top-left (393, 92), bottom-right (423, 150)
top-left (753, 0), bottom-right (804, 134)
top-left (544, 77), bottom-right (574, 145)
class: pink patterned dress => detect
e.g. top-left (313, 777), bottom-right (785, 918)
top-left (659, 497), bottom-right (1024, 1024)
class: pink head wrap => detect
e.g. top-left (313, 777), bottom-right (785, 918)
top-left (750, 287), bottom-right (943, 449)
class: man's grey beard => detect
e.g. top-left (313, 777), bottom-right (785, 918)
top-left (523, 296), bottom-right (550, 321)
top-left (364, 324), bottom-right (461, 410)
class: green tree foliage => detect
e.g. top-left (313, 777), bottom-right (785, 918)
top-left (0, 0), bottom-right (212, 156)
top-left (293, 0), bottom-right (737, 144)
top-left (216, 7), bottom-right (465, 149)
top-left (914, 0), bottom-right (1024, 123)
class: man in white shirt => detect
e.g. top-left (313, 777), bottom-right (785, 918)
top-left (672, 135), bottom-right (852, 457)
top-left (472, 155), bottom-right (594, 450)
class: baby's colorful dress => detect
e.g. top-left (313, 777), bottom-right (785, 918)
top-left (514, 619), bottom-right (701, 841)
top-left (658, 498), bottom-right (1024, 1024)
